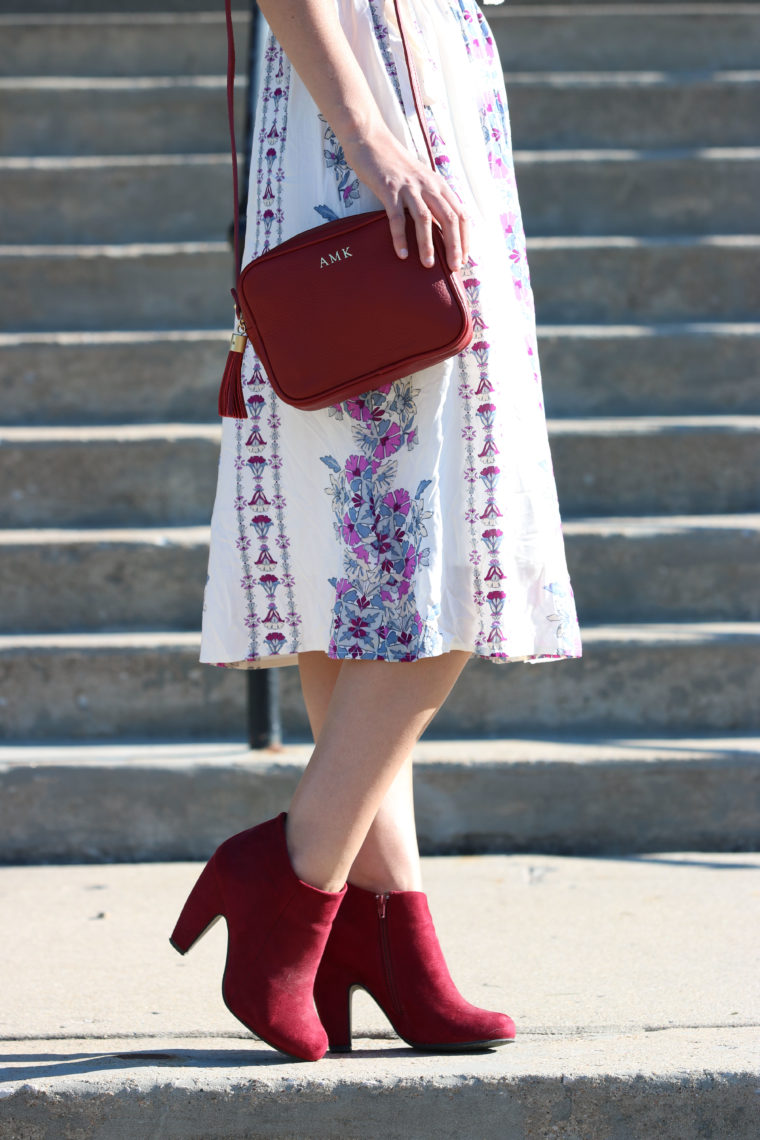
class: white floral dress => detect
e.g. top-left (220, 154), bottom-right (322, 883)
top-left (200, 0), bottom-right (583, 668)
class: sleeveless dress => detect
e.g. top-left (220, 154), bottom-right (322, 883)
top-left (199, 0), bottom-right (583, 669)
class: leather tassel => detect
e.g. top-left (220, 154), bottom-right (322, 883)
top-left (218, 328), bottom-right (248, 418)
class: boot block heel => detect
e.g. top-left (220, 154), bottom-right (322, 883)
top-left (313, 965), bottom-right (355, 1053)
top-left (170, 857), bottom-right (224, 955)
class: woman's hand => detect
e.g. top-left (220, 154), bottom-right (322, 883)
top-left (342, 124), bottom-right (470, 273)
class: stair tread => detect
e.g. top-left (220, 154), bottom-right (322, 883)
top-left (1, 621), bottom-right (758, 651)
top-left (3, 415), bottom-right (759, 444)
top-left (2, 513), bottom-right (758, 545)
top-left (0, 732), bottom-right (757, 766)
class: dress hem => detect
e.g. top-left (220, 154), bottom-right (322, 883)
top-left (200, 646), bottom-right (583, 670)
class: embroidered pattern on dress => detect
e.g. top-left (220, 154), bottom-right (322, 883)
top-left (233, 35), bottom-right (299, 662)
top-left (368, 0), bottom-right (404, 106)
top-left (421, 32), bottom-right (578, 661)
top-left (320, 382), bottom-right (437, 661)
top-left (318, 114), bottom-right (361, 209)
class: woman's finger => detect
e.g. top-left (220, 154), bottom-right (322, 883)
top-left (385, 201), bottom-right (410, 260)
top-left (404, 192), bottom-right (436, 268)
top-left (423, 190), bottom-right (463, 272)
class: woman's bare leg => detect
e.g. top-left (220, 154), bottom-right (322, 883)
top-left (297, 653), bottom-right (422, 892)
top-left (289, 650), bottom-right (469, 892)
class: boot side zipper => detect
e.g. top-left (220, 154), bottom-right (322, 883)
top-left (377, 893), bottom-right (403, 1018)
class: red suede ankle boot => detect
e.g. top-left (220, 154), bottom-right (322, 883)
top-left (170, 813), bottom-right (345, 1061)
top-left (313, 883), bottom-right (515, 1051)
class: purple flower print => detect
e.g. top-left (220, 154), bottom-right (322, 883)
top-left (383, 488), bottom-right (411, 518)
top-left (374, 421), bottom-right (402, 460)
top-left (321, 379), bottom-right (433, 661)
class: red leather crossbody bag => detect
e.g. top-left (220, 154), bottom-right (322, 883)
top-left (218, 0), bottom-right (473, 416)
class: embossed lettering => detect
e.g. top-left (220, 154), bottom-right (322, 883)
top-left (319, 246), bottom-right (352, 268)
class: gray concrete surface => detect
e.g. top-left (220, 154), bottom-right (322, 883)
top-left (0, 155), bottom-right (231, 244)
top-left (2, 624), bottom-right (760, 741)
top-left (0, 854), bottom-right (758, 1137)
top-left (0, 332), bottom-right (226, 425)
top-left (7, 149), bottom-right (760, 244)
top-left (0, 243), bottom-right (231, 334)
top-left (5, 6), bottom-right (760, 78)
top-left (517, 147), bottom-right (760, 237)
top-left (3, 515), bottom-right (758, 633)
top-left (538, 323), bottom-right (760, 417)
top-left (528, 235), bottom-right (760, 324)
top-left (0, 737), bottom-right (758, 862)
top-left (3, 325), bottom-right (757, 426)
top-left (491, 5), bottom-right (760, 72)
top-left (507, 73), bottom-right (760, 149)
top-left (2, 417), bottom-right (758, 530)
top-left (0, 12), bottom-right (250, 78)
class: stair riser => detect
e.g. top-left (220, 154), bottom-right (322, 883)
top-left (517, 155), bottom-right (760, 237)
top-left (0, 337), bottom-right (226, 425)
top-left (1, 636), bottom-right (758, 740)
top-left (1, 749), bottom-right (757, 861)
top-left (0, 250), bottom-right (232, 333)
top-left (491, 11), bottom-right (760, 72)
top-left (540, 330), bottom-right (760, 417)
top-left (551, 428), bottom-right (760, 515)
top-left (3, 525), bottom-right (758, 633)
top-left (3, 331), bottom-right (758, 425)
top-left (566, 525), bottom-right (760, 622)
top-left (508, 81), bottom-right (760, 149)
top-left (0, 86), bottom-right (240, 157)
top-left (0, 161), bottom-right (231, 244)
top-left (0, 436), bottom-right (220, 527)
top-left (2, 242), bottom-right (756, 333)
top-left (530, 242), bottom-right (759, 323)
top-left (0, 541), bottom-right (209, 632)
top-left (1, 425), bottom-right (757, 528)
top-left (0, 16), bottom-right (248, 78)
top-left (6, 156), bottom-right (758, 245)
top-left (1, 81), bottom-right (757, 157)
top-left (3, 11), bottom-right (759, 80)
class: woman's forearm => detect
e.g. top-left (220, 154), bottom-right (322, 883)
top-left (254, 0), bottom-right (469, 270)
top-left (255, 0), bottom-right (390, 148)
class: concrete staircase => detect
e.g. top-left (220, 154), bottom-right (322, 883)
top-left (1, 0), bottom-right (759, 862)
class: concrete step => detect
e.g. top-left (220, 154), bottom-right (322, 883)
top-left (564, 514), bottom-right (760, 621)
top-left (528, 235), bottom-right (760, 323)
top-left (0, 331), bottom-right (226, 425)
top-left (0, 155), bottom-right (232, 244)
top-left (0, 736), bottom-right (758, 860)
top-left (2, 515), bottom-right (758, 635)
top-left (549, 415), bottom-right (760, 516)
top-left (0, 623), bottom-right (758, 740)
top-left (0, 526), bottom-right (210, 633)
top-left (507, 70), bottom-right (760, 149)
top-left (1, 72), bottom-right (757, 157)
top-left (490, 4), bottom-right (760, 72)
top-left (3, 7), bottom-right (759, 79)
top-left (2, 236), bottom-right (757, 334)
top-left (4, 149), bottom-right (757, 245)
top-left (0, 12), bottom-right (250, 78)
top-left (1, 417), bottom-right (757, 529)
top-left (2, 324), bottom-right (757, 426)
top-left (0, 77), bottom-right (241, 157)
top-left (517, 147), bottom-right (760, 236)
top-left (0, 424), bottom-right (221, 528)
top-left (0, 243), bottom-right (232, 333)
top-left (1, 857), bottom-right (758, 1139)
top-left (2, 0), bottom-right (224, 11)
top-left (540, 322), bottom-right (760, 417)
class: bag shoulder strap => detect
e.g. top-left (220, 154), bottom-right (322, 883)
top-left (225, 0), bottom-right (435, 279)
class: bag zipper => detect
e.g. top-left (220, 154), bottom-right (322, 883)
top-left (377, 893), bottom-right (403, 1017)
